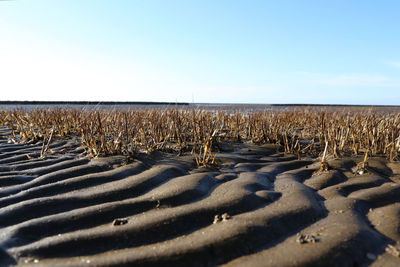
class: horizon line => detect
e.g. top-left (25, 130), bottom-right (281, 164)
top-left (0, 100), bottom-right (399, 108)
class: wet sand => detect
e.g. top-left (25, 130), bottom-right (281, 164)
top-left (0, 126), bottom-right (399, 266)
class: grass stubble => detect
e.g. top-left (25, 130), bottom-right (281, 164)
top-left (0, 106), bottom-right (399, 169)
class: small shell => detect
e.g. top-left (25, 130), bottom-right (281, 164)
top-left (386, 244), bottom-right (400, 257)
top-left (213, 215), bottom-right (222, 224)
top-left (221, 213), bottom-right (231, 221)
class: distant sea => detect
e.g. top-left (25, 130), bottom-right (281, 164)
top-left (0, 101), bottom-right (399, 112)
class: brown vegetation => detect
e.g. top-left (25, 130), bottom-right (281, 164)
top-left (0, 107), bottom-right (399, 165)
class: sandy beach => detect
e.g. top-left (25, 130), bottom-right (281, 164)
top-left (2, 0), bottom-right (400, 265)
top-left (0, 125), bottom-right (399, 267)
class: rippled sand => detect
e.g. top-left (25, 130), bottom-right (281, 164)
top-left (0, 127), bottom-right (399, 266)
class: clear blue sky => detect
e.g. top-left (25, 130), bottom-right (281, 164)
top-left (1, 0), bottom-right (399, 104)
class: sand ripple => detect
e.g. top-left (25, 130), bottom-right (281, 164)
top-left (0, 127), bottom-right (399, 266)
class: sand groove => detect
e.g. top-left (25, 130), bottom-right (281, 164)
top-left (0, 133), bottom-right (399, 266)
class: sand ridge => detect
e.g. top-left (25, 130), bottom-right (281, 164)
top-left (0, 126), bottom-right (399, 266)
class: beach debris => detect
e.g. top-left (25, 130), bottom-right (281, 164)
top-left (213, 215), bottom-right (221, 224)
top-left (386, 244), bottom-right (400, 258)
top-left (81, 259), bottom-right (92, 264)
top-left (355, 164), bottom-right (368, 175)
top-left (7, 138), bottom-right (14, 144)
top-left (355, 150), bottom-right (370, 175)
top-left (213, 213), bottom-right (231, 224)
top-left (221, 213), bottom-right (231, 221)
top-left (23, 258), bottom-right (40, 264)
top-left (112, 218), bottom-right (128, 226)
top-left (296, 233), bottom-right (318, 244)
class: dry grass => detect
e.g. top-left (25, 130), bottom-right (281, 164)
top-left (1, 107), bottom-right (399, 166)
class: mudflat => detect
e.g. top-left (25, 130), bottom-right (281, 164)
top-left (0, 127), bottom-right (399, 266)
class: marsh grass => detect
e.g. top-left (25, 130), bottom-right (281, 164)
top-left (1, 107), bottom-right (399, 167)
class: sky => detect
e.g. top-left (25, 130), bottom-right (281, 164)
top-left (0, 0), bottom-right (399, 105)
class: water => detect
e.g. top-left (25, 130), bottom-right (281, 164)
top-left (0, 102), bottom-right (399, 113)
